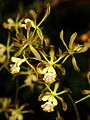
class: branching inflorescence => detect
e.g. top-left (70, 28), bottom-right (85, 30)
top-left (0, 3), bottom-right (90, 120)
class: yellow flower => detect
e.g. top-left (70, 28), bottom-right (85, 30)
top-left (39, 83), bottom-right (68, 112)
top-left (41, 101), bottom-right (54, 112)
top-left (40, 92), bottom-right (58, 106)
top-left (3, 16), bottom-right (24, 32)
top-left (10, 57), bottom-right (25, 74)
top-left (9, 104), bottom-right (31, 120)
top-left (60, 30), bottom-right (89, 72)
top-left (9, 111), bottom-right (23, 120)
top-left (21, 3), bottom-right (50, 41)
top-left (24, 72), bottom-right (38, 90)
top-left (0, 97), bottom-right (11, 112)
top-left (3, 18), bottom-right (15, 30)
top-left (10, 64), bottom-right (21, 74)
top-left (21, 18), bottom-right (36, 29)
top-left (37, 46), bottom-right (66, 83)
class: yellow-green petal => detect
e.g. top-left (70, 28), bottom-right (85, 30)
top-left (36, 27), bottom-right (43, 41)
top-left (29, 44), bottom-right (41, 60)
top-left (72, 56), bottom-right (80, 72)
top-left (60, 30), bottom-right (69, 51)
top-left (49, 96), bottom-right (58, 106)
top-left (69, 32), bottom-right (77, 51)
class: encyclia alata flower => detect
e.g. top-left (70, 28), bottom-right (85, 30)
top-left (60, 30), bottom-right (89, 71)
top-left (0, 97), bottom-right (11, 112)
top-left (14, 3), bottom-right (50, 57)
top-left (38, 82), bottom-right (68, 112)
top-left (20, 69), bottom-right (38, 90)
top-left (3, 15), bottom-right (24, 32)
top-left (8, 104), bottom-right (31, 120)
top-left (37, 46), bottom-right (66, 84)
top-left (10, 57), bottom-right (26, 74)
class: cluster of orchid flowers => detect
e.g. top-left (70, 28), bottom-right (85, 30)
top-left (0, 97), bottom-right (33, 120)
top-left (0, 3), bottom-right (90, 120)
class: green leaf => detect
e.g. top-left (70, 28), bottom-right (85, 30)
top-left (72, 56), bottom-right (80, 72)
top-left (29, 44), bottom-right (41, 60)
top-left (69, 32), bottom-right (77, 51)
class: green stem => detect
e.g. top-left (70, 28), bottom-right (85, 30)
top-left (75, 94), bottom-right (90, 104)
top-left (54, 53), bottom-right (67, 64)
top-left (67, 93), bottom-right (81, 120)
top-left (7, 34), bottom-right (10, 62)
top-left (56, 110), bottom-right (63, 119)
top-left (56, 89), bottom-right (68, 96)
top-left (61, 54), bottom-right (70, 65)
top-left (23, 54), bottom-right (38, 76)
top-left (44, 83), bottom-right (52, 93)
top-left (56, 110), bottom-right (61, 118)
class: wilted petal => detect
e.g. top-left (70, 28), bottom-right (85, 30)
top-left (59, 97), bottom-right (67, 111)
top-left (55, 64), bottom-right (65, 75)
top-left (16, 33), bottom-right (26, 42)
top-left (77, 43), bottom-right (89, 53)
top-left (82, 90), bottom-right (90, 94)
